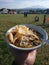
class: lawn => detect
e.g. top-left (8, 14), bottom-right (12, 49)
top-left (0, 14), bottom-right (49, 65)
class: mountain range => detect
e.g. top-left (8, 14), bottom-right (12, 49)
top-left (17, 5), bottom-right (47, 10)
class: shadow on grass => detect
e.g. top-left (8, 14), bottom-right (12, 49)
top-left (37, 23), bottom-right (49, 29)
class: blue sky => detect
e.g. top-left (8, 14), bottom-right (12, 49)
top-left (0, 0), bottom-right (49, 9)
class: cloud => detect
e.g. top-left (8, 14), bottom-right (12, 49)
top-left (19, 0), bottom-right (49, 8)
top-left (0, 0), bottom-right (15, 3)
top-left (17, 0), bottom-right (49, 8)
top-left (0, 0), bottom-right (49, 8)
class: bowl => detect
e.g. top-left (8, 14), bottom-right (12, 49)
top-left (5, 24), bottom-right (48, 51)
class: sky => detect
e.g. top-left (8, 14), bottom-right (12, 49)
top-left (0, 0), bottom-right (49, 9)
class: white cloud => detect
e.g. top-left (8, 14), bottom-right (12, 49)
top-left (0, 0), bottom-right (49, 8)
top-left (19, 0), bottom-right (49, 8)
top-left (0, 0), bottom-right (14, 2)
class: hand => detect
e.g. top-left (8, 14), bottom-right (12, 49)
top-left (10, 47), bottom-right (37, 65)
top-left (21, 50), bottom-right (37, 65)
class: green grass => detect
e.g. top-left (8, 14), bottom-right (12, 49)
top-left (0, 14), bottom-right (49, 65)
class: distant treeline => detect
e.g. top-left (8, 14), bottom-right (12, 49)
top-left (0, 8), bottom-right (49, 14)
top-left (17, 9), bottom-right (49, 14)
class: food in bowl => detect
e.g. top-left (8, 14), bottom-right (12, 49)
top-left (7, 25), bottom-right (42, 48)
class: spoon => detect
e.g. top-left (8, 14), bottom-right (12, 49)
top-left (41, 39), bottom-right (49, 44)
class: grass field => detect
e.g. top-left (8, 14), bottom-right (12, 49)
top-left (0, 14), bottom-right (49, 65)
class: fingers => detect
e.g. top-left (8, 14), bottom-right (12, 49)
top-left (29, 50), bottom-right (37, 56)
top-left (24, 50), bottom-right (37, 65)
